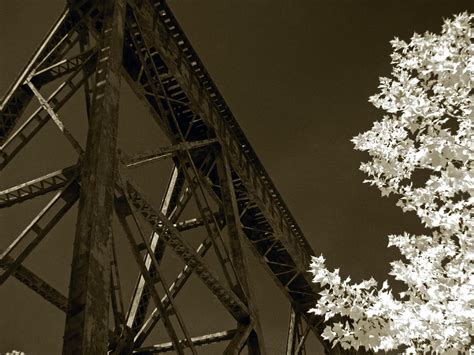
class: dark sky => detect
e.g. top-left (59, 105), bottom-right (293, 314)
top-left (0, 1), bottom-right (472, 354)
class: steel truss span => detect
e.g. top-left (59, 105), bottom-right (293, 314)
top-left (0, 1), bottom-right (361, 354)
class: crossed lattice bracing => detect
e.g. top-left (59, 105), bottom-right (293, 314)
top-left (0, 1), bottom-right (357, 354)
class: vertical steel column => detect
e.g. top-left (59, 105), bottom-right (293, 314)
top-left (62, 1), bottom-right (126, 354)
top-left (216, 149), bottom-right (266, 355)
top-left (78, 31), bottom-right (93, 122)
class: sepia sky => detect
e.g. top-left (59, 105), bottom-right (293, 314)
top-left (0, 1), bottom-right (472, 354)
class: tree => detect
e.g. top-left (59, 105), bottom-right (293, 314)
top-left (309, 12), bottom-right (473, 353)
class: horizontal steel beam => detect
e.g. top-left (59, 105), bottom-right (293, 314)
top-left (122, 138), bottom-right (218, 169)
top-left (134, 329), bottom-right (237, 354)
top-left (32, 48), bottom-right (98, 85)
top-left (174, 214), bottom-right (222, 232)
top-left (0, 165), bottom-right (77, 208)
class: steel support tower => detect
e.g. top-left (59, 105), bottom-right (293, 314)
top-left (0, 1), bottom-right (356, 353)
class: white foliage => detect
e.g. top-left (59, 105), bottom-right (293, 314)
top-left (309, 13), bottom-right (474, 353)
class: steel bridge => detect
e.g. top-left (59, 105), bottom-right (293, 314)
top-left (0, 1), bottom-right (355, 353)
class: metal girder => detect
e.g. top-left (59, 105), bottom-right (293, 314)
top-left (122, 177), bottom-right (250, 323)
top-left (295, 328), bottom-right (311, 355)
top-left (110, 233), bottom-right (126, 330)
top-left (0, 161), bottom-right (213, 215)
top-left (134, 329), bottom-right (237, 354)
top-left (0, 249), bottom-right (68, 312)
top-left (31, 47), bottom-right (98, 85)
top-left (0, 8), bottom-right (84, 143)
top-left (123, 8), bottom-right (194, 140)
top-left (78, 31), bottom-right (94, 122)
top-left (115, 195), bottom-right (192, 355)
top-left (0, 165), bottom-right (77, 208)
top-left (132, 195), bottom-right (228, 346)
top-left (26, 80), bottom-right (83, 155)
top-left (1, 248), bottom-right (117, 345)
top-left (133, 233), bottom-right (215, 347)
top-left (0, 178), bottom-right (80, 285)
top-left (122, 138), bottom-right (218, 169)
top-left (287, 308), bottom-right (299, 355)
top-left (178, 158), bottom-right (239, 291)
top-left (125, 166), bottom-right (185, 337)
top-left (119, 165), bottom-right (221, 345)
top-left (62, 0), bottom-right (126, 353)
top-left (174, 214), bottom-right (222, 232)
top-left (0, 50), bottom-right (96, 170)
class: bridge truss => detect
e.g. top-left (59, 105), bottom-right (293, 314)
top-left (0, 1), bottom-right (352, 353)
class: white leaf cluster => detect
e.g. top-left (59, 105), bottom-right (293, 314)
top-left (310, 13), bottom-right (473, 353)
